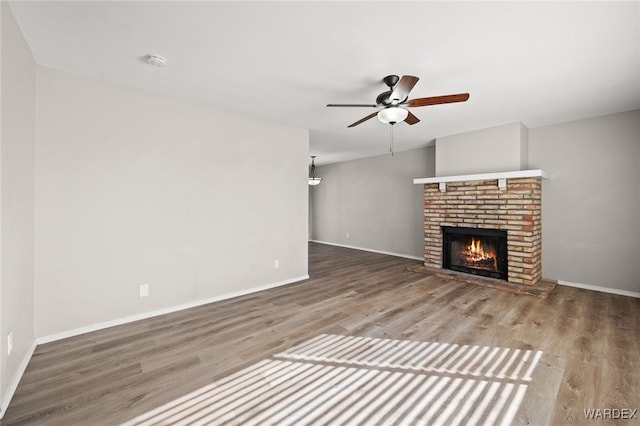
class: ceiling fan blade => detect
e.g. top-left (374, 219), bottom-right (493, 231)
top-left (348, 111), bottom-right (378, 128)
top-left (327, 103), bottom-right (377, 107)
top-left (408, 93), bottom-right (470, 107)
top-left (389, 75), bottom-right (419, 103)
top-left (404, 111), bottom-right (420, 125)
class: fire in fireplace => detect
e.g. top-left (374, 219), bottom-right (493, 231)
top-left (442, 226), bottom-right (508, 280)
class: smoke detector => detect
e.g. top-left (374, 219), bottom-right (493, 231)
top-left (146, 54), bottom-right (167, 67)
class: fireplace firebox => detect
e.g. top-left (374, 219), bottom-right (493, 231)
top-left (442, 226), bottom-right (508, 280)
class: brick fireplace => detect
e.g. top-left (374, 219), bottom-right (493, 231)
top-left (414, 170), bottom-right (546, 287)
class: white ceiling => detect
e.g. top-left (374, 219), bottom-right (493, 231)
top-left (9, 1), bottom-right (640, 165)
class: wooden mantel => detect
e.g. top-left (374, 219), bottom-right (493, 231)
top-left (413, 169), bottom-right (548, 185)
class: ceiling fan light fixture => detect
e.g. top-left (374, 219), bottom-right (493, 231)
top-left (377, 107), bottom-right (408, 124)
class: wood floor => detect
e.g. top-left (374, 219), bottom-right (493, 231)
top-left (3, 242), bottom-right (639, 425)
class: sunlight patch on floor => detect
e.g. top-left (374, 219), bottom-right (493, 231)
top-left (122, 334), bottom-right (543, 426)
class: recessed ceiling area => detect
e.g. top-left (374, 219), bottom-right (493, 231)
top-left (9, 1), bottom-right (639, 165)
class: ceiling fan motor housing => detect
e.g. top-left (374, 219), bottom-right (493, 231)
top-left (378, 75), bottom-right (408, 105)
top-left (376, 91), bottom-right (392, 105)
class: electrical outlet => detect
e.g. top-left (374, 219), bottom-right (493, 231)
top-left (139, 284), bottom-right (149, 298)
top-left (347, 232), bottom-right (350, 239)
top-left (274, 259), bottom-right (279, 269)
top-left (7, 331), bottom-right (13, 355)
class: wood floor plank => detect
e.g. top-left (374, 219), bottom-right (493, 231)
top-left (3, 242), bottom-right (639, 425)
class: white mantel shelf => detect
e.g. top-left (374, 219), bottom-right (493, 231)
top-left (413, 169), bottom-right (549, 185)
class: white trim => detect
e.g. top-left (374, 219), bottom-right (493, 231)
top-left (0, 340), bottom-right (37, 419)
top-left (310, 240), bottom-right (423, 261)
top-left (557, 280), bottom-right (640, 298)
top-left (413, 169), bottom-right (548, 185)
top-left (498, 178), bottom-right (507, 190)
top-left (36, 275), bottom-right (309, 345)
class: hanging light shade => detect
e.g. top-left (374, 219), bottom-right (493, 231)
top-left (308, 155), bottom-right (322, 186)
top-left (377, 106), bottom-right (408, 124)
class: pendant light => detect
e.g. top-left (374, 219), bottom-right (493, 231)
top-left (308, 156), bottom-right (322, 186)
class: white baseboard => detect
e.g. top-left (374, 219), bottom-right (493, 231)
top-left (36, 274), bottom-right (309, 345)
top-left (0, 340), bottom-right (37, 419)
top-left (309, 240), bottom-right (423, 261)
top-left (557, 280), bottom-right (640, 298)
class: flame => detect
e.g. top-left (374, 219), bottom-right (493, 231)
top-left (464, 237), bottom-right (498, 270)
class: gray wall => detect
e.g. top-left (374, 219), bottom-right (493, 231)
top-left (310, 147), bottom-right (435, 259)
top-left (35, 67), bottom-right (309, 337)
top-left (0, 2), bottom-right (36, 411)
top-left (529, 110), bottom-right (640, 293)
top-left (436, 122), bottom-right (525, 176)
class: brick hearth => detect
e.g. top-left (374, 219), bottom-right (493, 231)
top-left (422, 176), bottom-right (542, 286)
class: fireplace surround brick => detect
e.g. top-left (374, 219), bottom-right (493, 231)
top-left (423, 177), bottom-right (542, 285)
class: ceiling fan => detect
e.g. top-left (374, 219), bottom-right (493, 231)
top-left (327, 75), bottom-right (469, 128)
